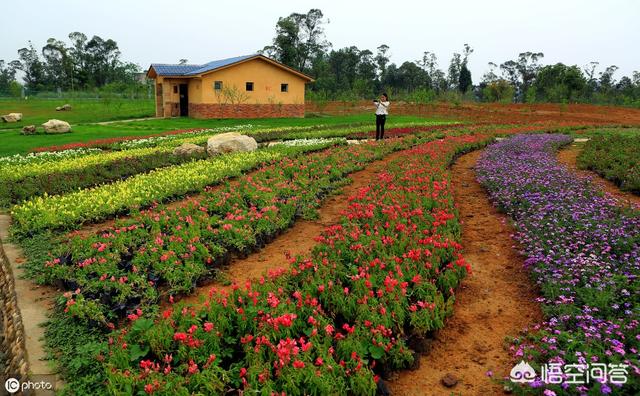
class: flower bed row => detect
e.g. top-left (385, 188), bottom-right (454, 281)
top-left (76, 134), bottom-right (488, 394)
top-left (0, 147), bottom-right (208, 207)
top-left (476, 134), bottom-right (640, 395)
top-left (577, 134), bottom-right (640, 195)
top-left (30, 136), bottom-right (418, 327)
top-left (0, 147), bottom-right (103, 166)
top-left (11, 141), bottom-right (340, 236)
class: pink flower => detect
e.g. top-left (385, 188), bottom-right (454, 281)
top-left (203, 322), bottom-right (214, 332)
top-left (293, 360), bottom-right (305, 369)
top-left (188, 360), bottom-right (198, 374)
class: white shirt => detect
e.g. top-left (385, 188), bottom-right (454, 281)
top-left (374, 101), bottom-right (390, 115)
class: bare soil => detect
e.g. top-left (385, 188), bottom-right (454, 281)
top-left (388, 150), bottom-right (542, 396)
top-left (558, 142), bottom-right (640, 208)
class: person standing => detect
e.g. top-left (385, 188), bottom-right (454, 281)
top-left (374, 93), bottom-right (390, 140)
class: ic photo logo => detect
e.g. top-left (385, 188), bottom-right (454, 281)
top-left (4, 378), bottom-right (20, 394)
top-left (4, 377), bottom-right (54, 394)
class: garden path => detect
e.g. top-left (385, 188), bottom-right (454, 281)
top-left (389, 150), bottom-right (542, 396)
top-left (0, 214), bottom-right (60, 393)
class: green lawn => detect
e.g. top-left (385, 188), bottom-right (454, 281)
top-left (0, 113), bottom-right (450, 156)
top-left (0, 97), bottom-right (154, 129)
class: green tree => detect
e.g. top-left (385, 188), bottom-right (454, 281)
top-left (0, 60), bottom-right (19, 94)
top-left (262, 9), bottom-right (330, 73)
top-left (500, 51), bottom-right (544, 102)
top-left (533, 63), bottom-right (586, 102)
top-left (15, 42), bottom-right (46, 90)
top-left (458, 64), bottom-right (472, 93)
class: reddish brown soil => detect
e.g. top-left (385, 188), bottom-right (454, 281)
top-left (558, 142), bottom-right (640, 208)
top-left (306, 101), bottom-right (640, 126)
top-left (389, 150), bottom-right (542, 396)
top-left (179, 149), bottom-right (409, 304)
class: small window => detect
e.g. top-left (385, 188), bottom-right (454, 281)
top-left (173, 85), bottom-right (178, 94)
top-left (281, 83), bottom-right (289, 93)
top-left (246, 82), bottom-right (254, 91)
top-left (214, 81), bottom-right (223, 90)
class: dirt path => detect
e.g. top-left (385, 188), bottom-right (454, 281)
top-left (558, 142), bottom-right (640, 208)
top-left (0, 214), bottom-right (60, 393)
top-left (389, 150), bottom-right (542, 396)
top-left (179, 149), bottom-right (408, 305)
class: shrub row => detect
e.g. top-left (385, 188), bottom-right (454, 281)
top-left (577, 134), bottom-right (640, 194)
top-left (0, 148), bottom-right (208, 207)
top-left (10, 141), bottom-right (339, 236)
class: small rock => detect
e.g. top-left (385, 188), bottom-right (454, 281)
top-left (56, 103), bottom-right (72, 111)
top-left (21, 125), bottom-right (37, 135)
top-left (42, 119), bottom-right (71, 133)
top-left (441, 373), bottom-right (458, 388)
top-left (2, 112), bottom-right (22, 122)
top-left (173, 143), bottom-right (205, 156)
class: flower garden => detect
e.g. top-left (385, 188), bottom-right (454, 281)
top-left (1, 113), bottom-right (639, 395)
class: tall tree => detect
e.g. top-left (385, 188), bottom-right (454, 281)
top-left (447, 53), bottom-right (462, 90)
top-left (374, 44), bottom-right (390, 78)
top-left (262, 9), bottom-right (330, 73)
top-left (0, 60), bottom-right (19, 94)
top-left (458, 64), bottom-right (472, 93)
top-left (500, 51), bottom-right (544, 101)
top-left (15, 42), bottom-right (46, 90)
top-left (42, 38), bottom-right (73, 89)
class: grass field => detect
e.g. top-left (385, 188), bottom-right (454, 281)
top-left (0, 112), bottom-right (445, 156)
top-left (0, 97), bottom-right (155, 128)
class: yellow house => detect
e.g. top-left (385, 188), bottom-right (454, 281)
top-left (146, 54), bottom-right (314, 119)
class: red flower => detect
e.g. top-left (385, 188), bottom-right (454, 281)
top-left (293, 360), bottom-right (305, 369)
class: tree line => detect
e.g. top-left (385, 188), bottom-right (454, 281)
top-left (0, 32), bottom-right (145, 97)
top-left (261, 9), bottom-right (640, 106)
top-left (1, 11), bottom-right (639, 106)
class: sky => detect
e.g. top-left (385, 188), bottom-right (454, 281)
top-left (1, 0), bottom-right (639, 81)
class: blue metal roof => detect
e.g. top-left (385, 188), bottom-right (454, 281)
top-left (150, 54), bottom-right (257, 76)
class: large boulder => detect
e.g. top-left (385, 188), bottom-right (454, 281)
top-left (173, 143), bottom-right (205, 156)
top-left (42, 119), bottom-right (71, 134)
top-left (56, 104), bottom-right (72, 111)
top-left (206, 132), bottom-right (257, 156)
top-left (2, 113), bottom-right (22, 122)
top-left (21, 125), bottom-right (37, 135)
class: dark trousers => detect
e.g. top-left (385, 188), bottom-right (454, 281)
top-left (375, 114), bottom-right (386, 140)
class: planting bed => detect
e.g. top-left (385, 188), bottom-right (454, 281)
top-left (576, 133), bottom-right (640, 195)
top-left (4, 107), bottom-right (640, 395)
top-left (477, 134), bottom-right (640, 395)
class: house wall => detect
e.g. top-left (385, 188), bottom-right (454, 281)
top-left (200, 58), bottom-right (306, 105)
top-left (154, 76), bottom-right (192, 117)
